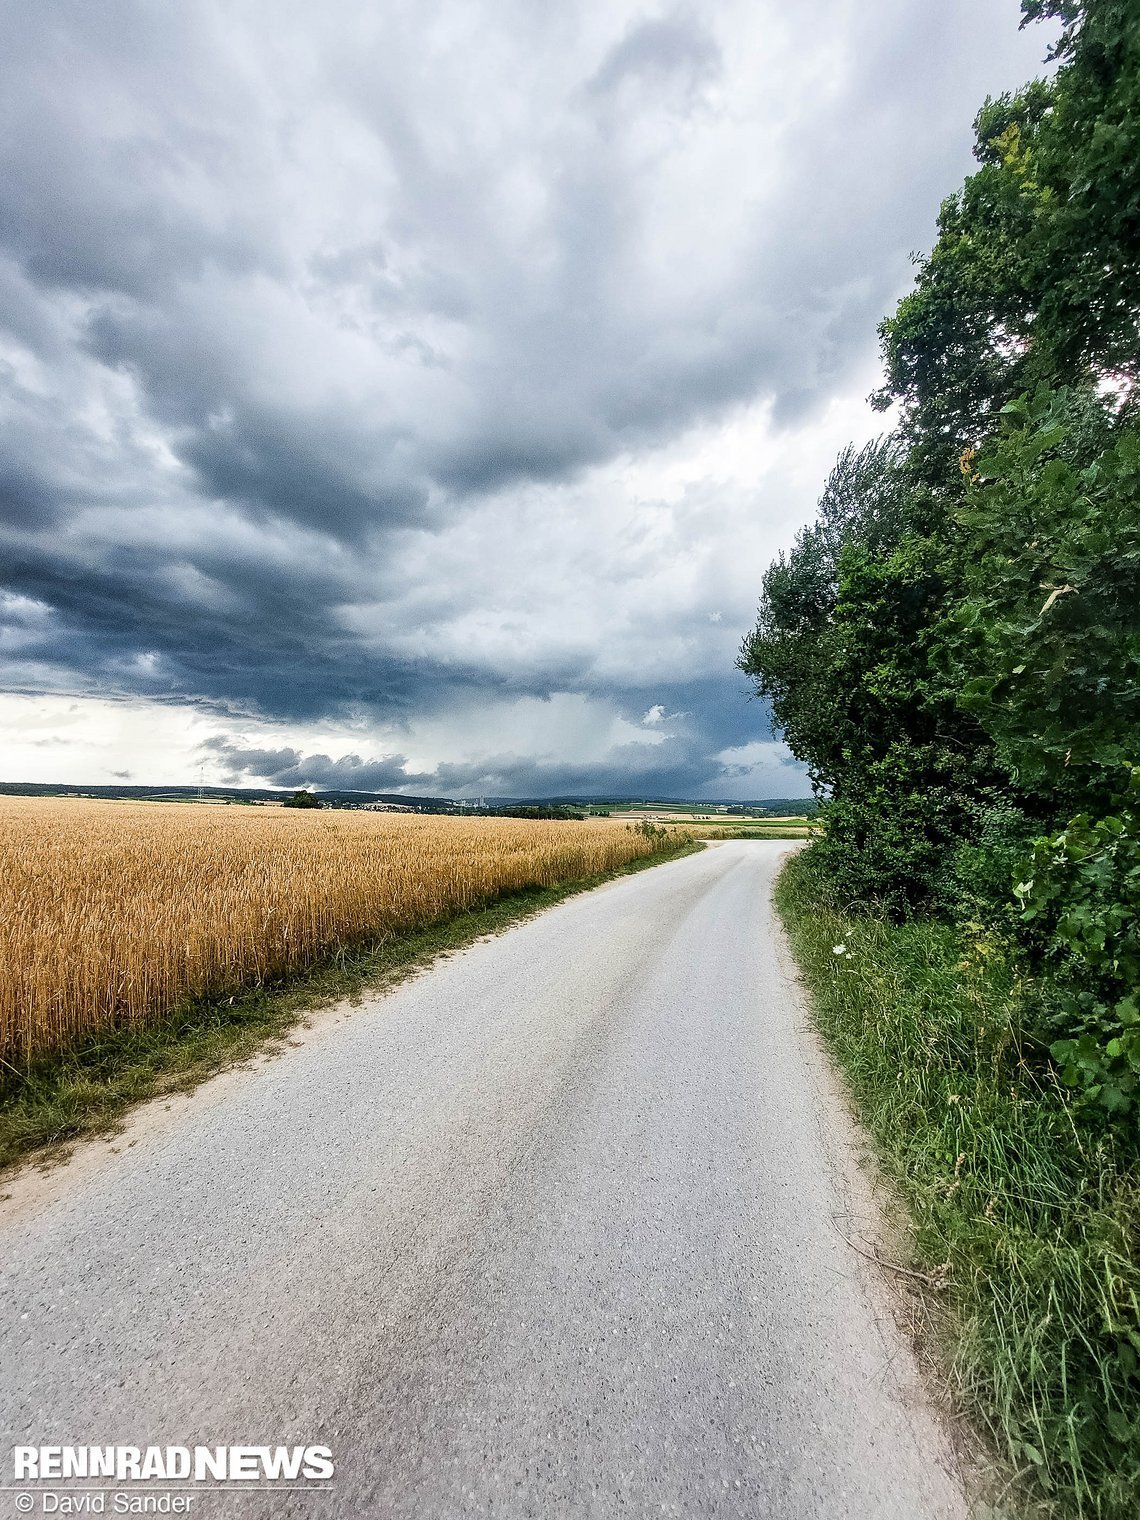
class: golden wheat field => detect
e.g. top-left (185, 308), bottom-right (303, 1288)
top-left (0, 798), bottom-right (673, 1064)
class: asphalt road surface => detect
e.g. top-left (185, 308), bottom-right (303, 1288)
top-left (1, 842), bottom-right (966, 1518)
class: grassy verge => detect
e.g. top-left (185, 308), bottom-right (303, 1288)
top-left (776, 849), bottom-right (1140, 1520)
top-left (667, 825), bottom-right (816, 841)
top-left (0, 840), bottom-right (700, 1175)
top-left (711, 827), bottom-right (815, 840)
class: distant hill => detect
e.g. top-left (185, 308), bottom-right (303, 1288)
top-left (0, 781), bottom-right (460, 811)
top-left (0, 781), bottom-right (817, 816)
top-left (491, 795), bottom-right (818, 816)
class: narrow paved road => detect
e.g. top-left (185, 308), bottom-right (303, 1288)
top-left (1, 843), bottom-right (965, 1518)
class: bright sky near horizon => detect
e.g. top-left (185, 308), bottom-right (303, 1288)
top-left (0, 1), bottom-right (1055, 798)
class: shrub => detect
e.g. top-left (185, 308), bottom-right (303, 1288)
top-left (1019, 767), bottom-right (1140, 1119)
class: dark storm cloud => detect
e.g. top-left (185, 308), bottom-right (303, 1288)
top-left (203, 738), bottom-right (431, 793)
top-left (203, 672), bottom-right (804, 799)
top-left (203, 720), bottom-right (806, 802)
top-left (0, 1), bottom-right (1054, 791)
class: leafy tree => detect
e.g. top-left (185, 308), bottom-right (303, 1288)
top-left (282, 790), bottom-right (322, 809)
top-left (738, 442), bottom-right (998, 913)
top-left (950, 386), bottom-right (1138, 810)
top-left (1019, 0), bottom-right (1140, 388)
top-left (738, 439), bottom-right (909, 789)
top-left (874, 79), bottom-right (1055, 467)
top-left (876, 0), bottom-right (1140, 471)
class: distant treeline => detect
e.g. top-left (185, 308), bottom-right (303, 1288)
top-left (482, 805), bottom-right (586, 821)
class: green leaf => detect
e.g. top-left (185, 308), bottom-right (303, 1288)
top-left (1104, 1410), bottom-right (1132, 1444)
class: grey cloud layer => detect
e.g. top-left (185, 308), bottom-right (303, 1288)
top-left (0, 1), bottom-right (1050, 793)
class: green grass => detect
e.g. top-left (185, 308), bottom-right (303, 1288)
top-left (0, 840), bottom-right (700, 1174)
top-left (776, 849), bottom-right (1140, 1520)
top-left (708, 827), bottom-right (814, 840)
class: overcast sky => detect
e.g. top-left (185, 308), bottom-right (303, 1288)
top-left (0, 0), bottom-right (1053, 799)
